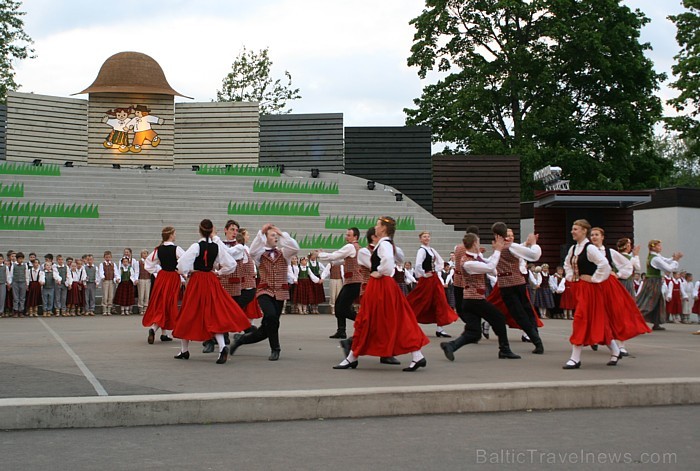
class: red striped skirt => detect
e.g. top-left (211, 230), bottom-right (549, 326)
top-left (114, 280), bottom-right (135, 306)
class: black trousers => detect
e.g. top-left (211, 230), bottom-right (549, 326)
top-left (452, 298), bottom-right (509, 350)
top-left (334, 283), bottom-right (360, 331)
top-left (500, 284), bottom-right (541, 343)
top-left (453, 286), bottom-right (464, 316)
top-left (234, 288), bottom-right (255, 310)
top-left (238, 295), bottom-right (284, 351)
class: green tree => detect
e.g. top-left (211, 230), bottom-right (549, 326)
top-left (655, 134), bottom-right (700, 187)
top-left (666, 0), bottom-right (700, 167)
top-left (405, 0), bottom-right (668, 198)
top-left (216, 46), bottom-right (301, 115)
top-left (0, 0), bottom-right (33, 103)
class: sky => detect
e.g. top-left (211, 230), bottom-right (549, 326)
top-left (12, 0), bottom-right (689, 131)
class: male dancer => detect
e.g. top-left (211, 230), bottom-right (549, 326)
top-left (440, 232), bottom-right (521, 360)
top-left (491, 222), bottom-right (544, 354)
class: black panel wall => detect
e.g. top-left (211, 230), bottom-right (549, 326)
top-left (259, 113), bottom-right (344, 172)
top-left (0, 104), bottom-right (6, 160)
top-left (344, 126), bottom-right (432, 211)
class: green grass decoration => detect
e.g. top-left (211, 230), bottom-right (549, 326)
top-left (228, 201), bottom-right (320, 216)
top-left (293, 233), bottom-right (346, 250)
top-left (196, 164), bottom-right (280, 177)
top-left (0, 162), bottom-right (61, 176)
top-left (0, 200), bottom-right (99, 218)
top-left (253, 179), bottom-right (339, 194)
top-left (0, 182), bottom-right (24, 197)
top-left (325, 215), bottom-right (416, 231)
top-left (0, 216), bottom-right (45, 231)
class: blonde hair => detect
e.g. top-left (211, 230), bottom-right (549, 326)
top-left (378, 216), bottom-right (396, 238)
top-left (418, 231), bottom-right (431, 239)
top-left (648, 239), bottom-right (661, 250)
top-left (573, 219), bottom-right (591, 237)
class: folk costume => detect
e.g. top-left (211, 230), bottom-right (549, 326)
top-left (308, 258), bottom-right (326, 313)
top-left (26, 266), bottom-right (44, 316)
top-left (114, 261), bottom-right (138, 315)
top-left (98, 260), bottom-right (120, 315)
top-left (665, 276), bottom-right (684, 323)
top-left (323, 262), bottom-right (344, 315)
top-left (41, 265), bottom-right (61, 316)
top-left (137, 257), bottom-right (153, 314)
top-left (53, 262), bottom-right (72, 317)
top-left (636, 252), bottom-right (680, 329)
top-left (142, 242), bottom-right (185, 343)
top-left (67, 265), bottom-right (86, 315)
top-left (320, 241), bottom-right (363, 339)
top-left (83, 262), bottom-right (98, 316)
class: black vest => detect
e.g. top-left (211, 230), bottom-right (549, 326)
top-left (158, 245), bottom-right (178, 271)
top-left (421, 247), bottom-right (433, 273)
top-left (193, 240), bottom-right (218, 272)
top-left (572, 242), bottom-right (597, 276)
top-left (371, 240), bottom-right (394, 272)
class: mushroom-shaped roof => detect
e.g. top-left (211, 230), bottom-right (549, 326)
top-left (74, 51), bottom-right (192, 98)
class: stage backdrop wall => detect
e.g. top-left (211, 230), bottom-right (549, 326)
top-left (259, 113), bottom-right (343, 172)
top-left (344, 126), bottom-right (432, 211)
top-left (432, 155), bottom-right (521, 241)
top-left (0, 104), bottom-right (6, 159)
top-left (5, 91), bottom-right (88, 165)
top-left (173, 101), bottom-right (259, 168)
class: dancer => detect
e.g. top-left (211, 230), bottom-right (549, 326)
top-left (407, 231), bottom-right (459, 337)
top-left (488, 223), bottom-right (545, 354)
top-left (143, 226), bottom-right (186, 344)
top-left (319, 228), bottom-right (363, 339)
top-left (333, 216), bottom-right (429, 372)
top-left (234, 228), bottom-right (261, 329)
top-left (636, 240), bottom-right (683, 330)
top-left (440, 232), bottom-right (521, 361)
top-left (230, 224), bottom-right (299, 361)
top-left (615, 238), bottom-right (641, 298)
top-left (172, 220), bottom-right (251, 364)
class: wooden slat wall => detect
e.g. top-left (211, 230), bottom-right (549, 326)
top-left (87, 93), bottom-right (173, 167)
top-left (344, 126), bottom-right (432, 211)
top-left (174, 101), bottom-right (259, 168)
top-left (259, 113), bottom-right (343, 172)
top-left (535, 207), bottom-right (634, 268)
top-left (433, 155), bottom-right (521, 240)
top-left (6, 91), bottom-right (88, 164)
top-left (0, 104), bottom-right (6, 159)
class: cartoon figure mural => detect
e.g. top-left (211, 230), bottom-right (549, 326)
top-left (100, 104), bottom-right (164, 153)
top-left (102, 107), bottom-right (133, 153)
top-left (127, 105), bottom-right (164, 153)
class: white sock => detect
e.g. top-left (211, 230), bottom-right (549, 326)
top-left (215, 333), bottom-right (225, 352)
top-left (180, 339), bottom-right (189, 353)
top-left (150, 324), bottom-right (160, 333)
top-left (607, 341), bottom-right (620, 360)
top-left (411, 350), bottom-right (424, 362)
top-left (570, 345), bottom-right (583, 363)
top-left (436, 326), bottom-right (445, 333)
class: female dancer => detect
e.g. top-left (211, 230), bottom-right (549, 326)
top-left (172, 219), bottom-right (251, 363)
top-left (636, 240), bottom-right (683, 330)
top-left (143, 226), bottom-right (186, 344)
top-left (562, 220), bottom-right (621, 369)
top-left (406, 231), bottom-right (459, 337)
top-left (334, 216), bottom-right (429, 371)
top-left (589, 227), bottom-right (651, 357)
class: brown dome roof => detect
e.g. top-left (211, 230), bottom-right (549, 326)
top-left (74, 51), bottom-right (192, 98)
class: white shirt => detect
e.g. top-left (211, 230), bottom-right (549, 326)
top-left (373, 237), bottom-right (397, 277)
top-left (649, 252), bottom-right (680, 273)
top-left (177, 236), bottom-right (237, 276)
top-left (414, 244), bottom-right (445, 278)
top-left (145, 242), bottom-right (186, 276)
top-left (318, 243), bottom-right (357, 265)
top-left (462, 250), bottom-right (501, 275)
top-left (249, 230), bottom-right (300, 266)
top-left (564, 239), bottom-right (611, 283)
top-left (596, 246), bottom-right (634, 280)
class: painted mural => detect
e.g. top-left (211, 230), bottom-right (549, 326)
top-left (101, 104), bottom-right (163, 153)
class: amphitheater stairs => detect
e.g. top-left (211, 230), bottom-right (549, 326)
top-left (0, 166), bottom-right (464, 264)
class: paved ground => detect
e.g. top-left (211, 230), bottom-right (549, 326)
top-left (0, 314), bottom-right (698, 398)
top-left (0, 405), bottom-right (695, 470)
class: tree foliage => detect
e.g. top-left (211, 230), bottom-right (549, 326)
top-left (0, 0), bottom-right (34, 103)
top-left (405, 0), bottom-right (669, 198)
top-left (216, 46), bottom-right (301, 115)
top-left (666, 0), bottom-right (700, 166)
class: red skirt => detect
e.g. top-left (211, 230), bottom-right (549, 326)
top-left (142, 270), bottom-right (182, 330)
top-left (351, 276), bottom-right (430, 357)
top-left (569, 281), bottom-right (614, 346)
top-left (245, 295), bottom-right (263, 319)
top-left (666, 289), bottom-right (682, 315)
top-left (407, 275), bottom-right (459, 326)
top-left (67, 283), bottom-right (84, 306)
top-left (313, 281), bottom-right (326, 304)
top-left (27, 282), bottom-right (42, 308)
top-left (114, 280), bottom-right (134, 306)
top-left (294, 278), bottom-right (321, 304)
top-left (599, 277), bottom-right (651, 341)
top-left (172, 271), bottom-right (251, 341)
top-left (559, 281), bottom-right (579, 310)
top-left (486, 284), bottom-right (544, 329)
top-left (693, 297), bottom-right (700, 315)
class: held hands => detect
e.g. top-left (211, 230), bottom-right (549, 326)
top-left (579, 274), bottom-right (593, 282)
top-left (672, 252), bottom-right (684, 261)
top-left (370, 272), bottom-right (382, 278)
top-left (632, 245), bottom-right (641, 256)
top-left (492, 234), bottom-right (505, 252)
top-left (524, 233), bottom-right (539, 247)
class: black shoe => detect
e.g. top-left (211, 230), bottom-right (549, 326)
top-left (380, 356), bottom-right (401, 365)
top-left (652, 325), bottom-right (666, 331)
top-left (147, 328), bottom-right (155, 345)
top-left (340, 338), bottom-right (352, 358)
top-left (562, 359), bottom-right (581, 369)
top-left (403, 357), bottom-right (427, 372)
top-left (160, 335), bottom-right (173, 342)
top-left (481, 321), bottom-right (490, 339)
top-left (224, 333), bottom-right (231, 345)
top-left (202, 340), bottom-right (215, 354)
top-left (216, 346), bottom-right (229, 364)
top-left (229, 339), bottom-right (244, 356)
top-left (532, 340), bottom-right (544, 354)
top-left (521, 335), bottom-right (532, 343)
top-left (440, 342), bottom-right (455, 361)
top-left (233, 333), bottom-right (244, 343)
top-left (269, 349), bottom-right (280, 361)
top-left (619, 350), bottom-right (629, 357)
top-left (174, 351), bottom-right (190, 360)
top-left (436, 331), bottom-right (452, 338)
top-left (329, 331), bottom-right (347, 339)
top-left (606, 354), bottom-right (621, 366)
top-left (333, 360), bottom-right (358, 369)
top-left (591, 344), bottom-right (599, 351)
top-left (498, 349), bottom-right (521, 359)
